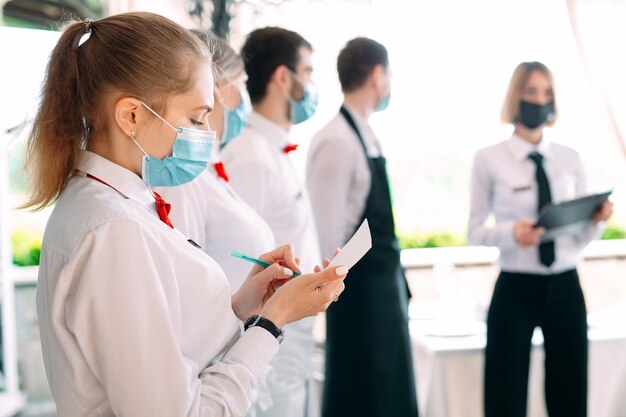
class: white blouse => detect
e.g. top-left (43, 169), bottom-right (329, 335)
top-left (468, 134), bottom-right (603, 274)
top-left (221, 111), bottom-right (320, 394)
top-left (155, 165), bottom-right (276, 291)
top-left (36, 150), bottom-right (278, 417)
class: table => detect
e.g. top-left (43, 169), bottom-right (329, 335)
top-left (0, 392), bottom-right (25, 417)
top-left (411, 319), bottom-right (626, 417)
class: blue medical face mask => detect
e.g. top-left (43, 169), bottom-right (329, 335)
top-left (287, 71), bottom-right (318, 124)
top-left (375, 67), bottom-right (392, 112)
top-left (221, 88), bottom-right (251, 148)
top-left (375, 94), bottom-right (391, 112)
top-left (134, 102), bottom-right (216, 187)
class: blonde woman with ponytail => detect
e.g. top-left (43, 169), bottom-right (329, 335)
top-left (24, 12), bottom-right (346, 417)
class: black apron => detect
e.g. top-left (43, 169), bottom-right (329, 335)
top-left (321, 107), bottom-right (418, 417)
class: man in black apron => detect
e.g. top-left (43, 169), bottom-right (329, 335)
top-left (306, 37), bottom-right (418, 417)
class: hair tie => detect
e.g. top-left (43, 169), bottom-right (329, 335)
top-left (83, 18), bottom-right (93, 30)
top-left (75, 18), bottom-right (94, 48)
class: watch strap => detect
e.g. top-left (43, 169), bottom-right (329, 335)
top-left (244, 315), bottom-right (285, 343)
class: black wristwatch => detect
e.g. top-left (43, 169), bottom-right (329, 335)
top-left (244, 315), bottom-right (285, 344)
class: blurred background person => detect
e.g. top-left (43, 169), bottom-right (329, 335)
top-left (306, 37), bottom-right (418, 417)
top-left (221, 27), bottom-right (323, 417)
top-left (155, 32), bottom-right (273, 293)
top-left (468, 61), bottom-right (614, 417)
top-left (155, 32), bottom-right (277, 415)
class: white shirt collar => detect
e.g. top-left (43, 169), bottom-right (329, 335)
top-left (507, 133), bottom-right (552, 162)
top-left (247, 111), bottom-right (292, 151)
top-left (76, 150), bottom-right (155, 210)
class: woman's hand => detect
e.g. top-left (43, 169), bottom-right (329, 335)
top-left (592, 200), bottom-right (614, 224)
top-left (259, 262), bottom-right (347, 328)
top-left (232, 244), bottom-right (301, 321)
top-left (514, 219), bottom-right (544, 247)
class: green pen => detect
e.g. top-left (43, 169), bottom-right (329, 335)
top-left (230, 250), bottom-right (301, 277)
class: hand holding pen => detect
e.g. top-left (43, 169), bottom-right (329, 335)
top-left (231, 244), bottom-right (346, 327)
top-left (231, 250), bottom-right (301, 277)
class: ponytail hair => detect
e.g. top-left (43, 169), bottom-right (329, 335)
top-left (23, 12), bottom-right (210, 209)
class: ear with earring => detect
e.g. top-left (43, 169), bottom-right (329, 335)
top-left (129, 130), bottom-right (149, 155)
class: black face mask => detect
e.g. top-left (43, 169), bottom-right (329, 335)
top-left (519, 100), bottom-right (555, 129)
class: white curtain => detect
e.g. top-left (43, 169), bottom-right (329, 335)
top-left (566, 0), bottom-right (626, 160)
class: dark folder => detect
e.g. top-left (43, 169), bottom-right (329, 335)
top-left (535, 190), bottom-right (612, 242)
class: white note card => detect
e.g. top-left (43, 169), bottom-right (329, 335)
top-left (328, 219), bottom-right (372, 270)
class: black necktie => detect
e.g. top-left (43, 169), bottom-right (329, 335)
top-left (528, 151), bottom-right (555, 267)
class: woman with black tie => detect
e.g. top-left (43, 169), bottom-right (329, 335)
top-left (468, 61), bottom-right (613, 417)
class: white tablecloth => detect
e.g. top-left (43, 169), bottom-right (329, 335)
top-left (411, 320), bottom-right (626, 417)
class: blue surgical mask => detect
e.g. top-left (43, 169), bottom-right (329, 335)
top-left (134, 102), bottom-right (216, 187)
top-left (221, 88), bottom-right (251, 148)
top-left (287, 71), bottom-right (318, 124)
top-left (375, 94), bottom-right (391, 112)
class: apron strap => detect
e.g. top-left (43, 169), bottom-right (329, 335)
top-left (339, 106), bottom-right (369, 156)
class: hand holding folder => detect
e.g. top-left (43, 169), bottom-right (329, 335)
top-left (535, 190), bottom-right (612, 241)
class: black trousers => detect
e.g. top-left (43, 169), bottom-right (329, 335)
top-left (484, 269), bottom-right (588, 417)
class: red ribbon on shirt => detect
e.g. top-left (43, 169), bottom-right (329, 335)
top-left (153, 192), bottom-right (174, 229)
top-left (282, 144), bottom-right (299, 154)
top-left (213, 162), bottom-right (230, 182)
top-left (85, 173), bottom-right (174, 229)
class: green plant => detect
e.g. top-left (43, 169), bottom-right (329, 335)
top-left (397, 231), bottom-right (467, 249)
top-left (601, 223), bottom-right (626, 240)
top-left (12, 229), bottom-right (42, 266)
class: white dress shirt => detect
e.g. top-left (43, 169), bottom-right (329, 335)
top-left (468, 134), bottom-right (603, 274)
top-left (155, 165), bottom-right (276, 291)
top-left (306, 105), bottom-right (382, 259)
top-left (37, 150), bottom-right (278, 417)
top-left (221, 111), bottom-right (320, 413)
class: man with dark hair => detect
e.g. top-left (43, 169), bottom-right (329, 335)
top-left (221, 27), bottom-right (323, 417)
top-left (306, 37), bottom-right (419, 417)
